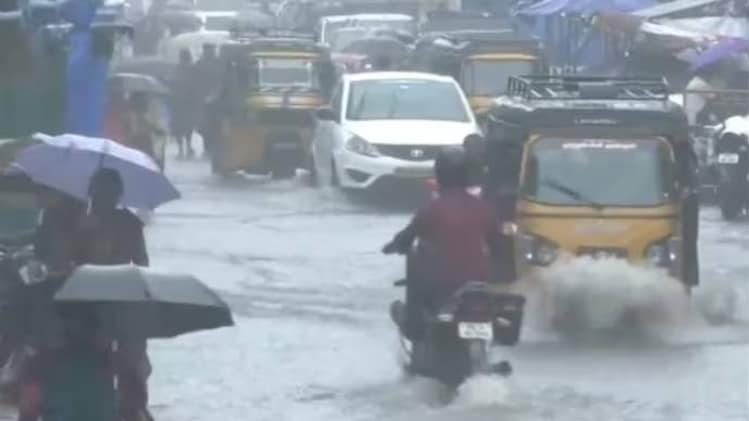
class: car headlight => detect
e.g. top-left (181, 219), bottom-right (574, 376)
top-left (345, 135), bottom-right (379, 157)
top-left (519, 233), bottom-right (558, 266)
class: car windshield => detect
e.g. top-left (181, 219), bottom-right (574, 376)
top-left (204, 16), bottom-right (236, 31)
top-left (462, 59), bottom-right (536, 96)
top-left (346, 79), bottom-right (469, 122)
top-left (522, 138), bottom-right (674, 207)
top-left (256, 58), bottom-right (319, 88)
top-left (330, 28), bottom-right (370, 52)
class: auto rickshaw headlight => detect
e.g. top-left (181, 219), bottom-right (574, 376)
top-left (346, 135), bottom-right (380, 157)
top-left (519, 234), bottom-right (558, 266)
top-left (645, 239), bottom-right (679, 267)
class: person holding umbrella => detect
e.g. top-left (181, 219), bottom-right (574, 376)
top-left (73, 168), bottom-right (151, 421)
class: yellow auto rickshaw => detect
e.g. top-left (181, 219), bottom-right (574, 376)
top-left (412, 16), bottom-right (544, 118)
top-left (207, 33), bottom-right (336, 178)
top-left (484, 76), bottom-right (700, 290)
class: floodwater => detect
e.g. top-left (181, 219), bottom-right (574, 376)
top-left (143, 155), bottom-right (749, 421)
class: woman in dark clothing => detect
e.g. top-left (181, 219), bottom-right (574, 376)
top-left (171, 49), bottom-right (200, 158)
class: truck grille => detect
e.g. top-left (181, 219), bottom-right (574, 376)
top-left (374, 145), bottom-right (442, 161)
top-left (577, 247), bottom-right (628, 260)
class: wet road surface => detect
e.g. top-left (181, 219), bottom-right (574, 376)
top-left (143, 156), bottom-right (749, 421)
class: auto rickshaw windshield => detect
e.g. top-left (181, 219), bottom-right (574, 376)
top-left (522, 137), bottom-right (675, 207)
top-left (461, 59), bottom-right (536, 96)
top-left (256, 58), bottom-right (320, 88)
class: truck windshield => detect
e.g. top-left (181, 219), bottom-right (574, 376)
top-left (522, 138), bottom-right (674, 207)
top-left (462, 59), bottom-right (535, 96)
top-left (256, 58), bottom-right (319, 89)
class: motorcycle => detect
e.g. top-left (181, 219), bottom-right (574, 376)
top-left (715, 130), bottom-right (749, 220)
top-left (390, 249), bottom-right (525, 388)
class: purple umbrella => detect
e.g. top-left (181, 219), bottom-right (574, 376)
top-left (690, 37), bottom-right (749, 72)
top-left (15, 133), bottom-right (180, 210)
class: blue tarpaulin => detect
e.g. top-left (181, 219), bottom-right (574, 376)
top-left (517, 0), bottom-right (654, 72)
top-left (518, 0), bottom-right (651, 16)
top-left (62, 0), bottom-right (108, 136)
top-left (690, 37), bottom-right (749, 72)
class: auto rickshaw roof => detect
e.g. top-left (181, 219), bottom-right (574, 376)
top-left (487, 76), bottom-right (689, 142)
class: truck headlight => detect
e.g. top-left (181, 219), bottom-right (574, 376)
top-left (519, 234), bottom-right (558, 266)
top-left (345, 135), bottom-right (379, 157)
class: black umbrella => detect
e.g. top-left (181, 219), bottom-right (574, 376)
top-left (110, 73), bottom-right (169, 95)
top-left (54, 265), bottom-right (234, 339)
top-left (112, 56), bottom-right (177, 84)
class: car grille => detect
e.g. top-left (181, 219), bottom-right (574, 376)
top-left (375, 145), bottom-right (442, 161)
top-left (577, 247), bottom-right (628, 260)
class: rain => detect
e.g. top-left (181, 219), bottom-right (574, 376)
top-left (0, 0), bottom-right (748, 421)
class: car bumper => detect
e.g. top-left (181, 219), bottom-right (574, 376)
top-left (334, 150), bottom-right (434, 190)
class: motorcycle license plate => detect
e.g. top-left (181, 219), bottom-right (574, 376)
top-left (458, 322), bottom-right (493, 340)
top-left (718, 153), bottom-right (740, 164)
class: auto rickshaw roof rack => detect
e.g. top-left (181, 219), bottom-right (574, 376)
top-left (507, 75), bottom-right (670, 101)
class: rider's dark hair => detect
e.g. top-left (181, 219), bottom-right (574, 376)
top-left (435, 146), bottom-right (469, 190)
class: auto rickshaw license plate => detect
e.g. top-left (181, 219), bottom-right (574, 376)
top-left (394, 167), bottom-right (432, 178)
top-left (458, 322), bottom-right (493, 340)
top-left (718, 153), bottom-right (740, 164)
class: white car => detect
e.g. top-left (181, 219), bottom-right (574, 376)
top-left (312, 72), bottom-right (481, 190)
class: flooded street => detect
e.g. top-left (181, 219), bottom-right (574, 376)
top-left (146, 156), bottom-right (749, 421)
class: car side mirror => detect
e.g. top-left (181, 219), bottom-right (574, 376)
top-left (316, 107), bottom-right (337, 122)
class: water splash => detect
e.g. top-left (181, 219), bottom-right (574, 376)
top-left (453, 375), bottom-right (511, 408)
top-left (504, 258), bottom-right (705, 340)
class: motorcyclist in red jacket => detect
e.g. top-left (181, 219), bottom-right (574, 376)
top-left (383, 146), bottom-right (499, 339)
